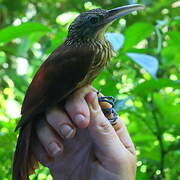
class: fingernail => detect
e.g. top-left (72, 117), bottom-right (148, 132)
top-left (60, 124), bottom-right (74, 139)
top-left (74, 114), bottom-right (85, 126)
top-left (48, 142), bottom-right (62, 157)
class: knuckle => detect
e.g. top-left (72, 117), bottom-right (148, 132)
top-left (79, 85), bottom-right (92, 92)
top-left (75, 85), bottom-right (95, 97)
top-left (91, 107), bottom-right (102, 118)
top-left (46, 109), bottom-right (71, 129)
top-left (65, 96), bottom-right (80, 109)
top-left (46, 107), bottom-right (59, 121)
top-left (96, 120), bottom-right (111, 133)
top-left (65, 101), bottom-right (78, 114)
top-left (47, 106), bottom-right (59, 117)
top-left (46, 112), bottom-right (56, 125)
top-left (65, 98), bottom-right (89, 118)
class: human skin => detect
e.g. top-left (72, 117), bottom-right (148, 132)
top-left (32, 85), bottom-right (136, 180)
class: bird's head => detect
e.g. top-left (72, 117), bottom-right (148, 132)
top-left (68, 4), bottom-right (144, 41)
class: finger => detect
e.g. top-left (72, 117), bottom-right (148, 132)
top-left (32, 136), bottom-right (54, 167)
top-left (85, 92), bottom-right (128, 165)
top-left (36, 118), bottom-right (63, 158)
top-left (115, 118), bottom-right (136, 155)
top-left (97, 93), bottom-right (135, 155)
top-left (65, 85), bottom-right (96, 128)
top-left (46, 107), bottom-right (76, 139)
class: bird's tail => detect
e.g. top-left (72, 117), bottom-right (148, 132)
top-left (12, 121), bottom-right (38, 180)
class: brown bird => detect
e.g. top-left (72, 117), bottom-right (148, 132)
top-left (13, 4), bottom-right (144, 180)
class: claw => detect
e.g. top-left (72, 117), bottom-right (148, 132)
top-left (98, 96), bottom-right (115, 107)
top-left (97, 93), bottom-right (118, 125)
top-left (108, 108), bottom-right (118, 125)
top-left (102, 108), bottom-right (113, 116)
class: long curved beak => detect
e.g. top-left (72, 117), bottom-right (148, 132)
top-left (104, 4), bottom-right (145, 24)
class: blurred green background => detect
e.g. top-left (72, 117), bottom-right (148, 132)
top-left (0, 0), bottom-right (180, 179)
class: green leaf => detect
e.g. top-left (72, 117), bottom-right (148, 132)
top-left (43, 31), bottom-right (67, 55)
top-left (17, 32), bottom-right (46, 57)
top-left (161, 45), bottom-right (180, 67)
top-left (124, 22), bottom-right (154, 50)
top-left (0, 23), bottom-right (51, 44)
top-left (167, 31), bottom-right (180, 46)
top-left (93, 69), bottom-right (119, 96)
top-left (0, 51), bottom-right (6, 64)
top-left (153, 93), bottom-right (180, 130)
top-left (167, 140), bottom-right (180, 153)
top-left (133, 79), bottom-right (180, 98)
top-left (127, 53), bottom-right (159, 78)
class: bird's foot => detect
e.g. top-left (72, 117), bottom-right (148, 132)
top-left (101, 107), bottom-right (118, 125)
top-left (97, 93), bottom-right (118, 125)
top-left (98, 95), bottom-right (115, 106)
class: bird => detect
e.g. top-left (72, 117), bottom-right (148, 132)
top-left (13, 4), bottom-right (144, 180)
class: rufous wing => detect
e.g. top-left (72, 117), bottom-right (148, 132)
top-left (13, 45), bottom-right (95, 180)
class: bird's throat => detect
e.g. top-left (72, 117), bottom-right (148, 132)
top-left (76, 38), bottom-right (114, 88)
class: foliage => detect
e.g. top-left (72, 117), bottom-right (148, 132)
top-left (0, 0), bottom-right (180, 179)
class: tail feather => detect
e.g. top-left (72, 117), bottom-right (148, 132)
top-left (13, 122), bottom-right (38, 180)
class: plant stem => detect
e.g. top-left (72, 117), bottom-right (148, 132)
top-left (151, 98), bottom-right (165, 179)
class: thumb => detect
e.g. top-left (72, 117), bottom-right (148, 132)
top-left (85, 92), bottom-right (127, 169)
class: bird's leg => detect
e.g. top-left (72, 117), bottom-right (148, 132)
top-left (97, 92), bottom-right (118, 125)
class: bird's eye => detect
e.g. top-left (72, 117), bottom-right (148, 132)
top-left (89, 17), bottom-right (99, 24)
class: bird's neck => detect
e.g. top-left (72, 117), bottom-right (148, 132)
top-left (64, 35), bottom-right (108, 48)
top-left (65, 36), bottom-right (114, 87)
top-left (64, 35), bottom-right (114, 62)
top-left (64, 36), bottom-right (114, 63)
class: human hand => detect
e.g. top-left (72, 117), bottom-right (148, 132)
top-left (33, 85), bottom-right (136, 180)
